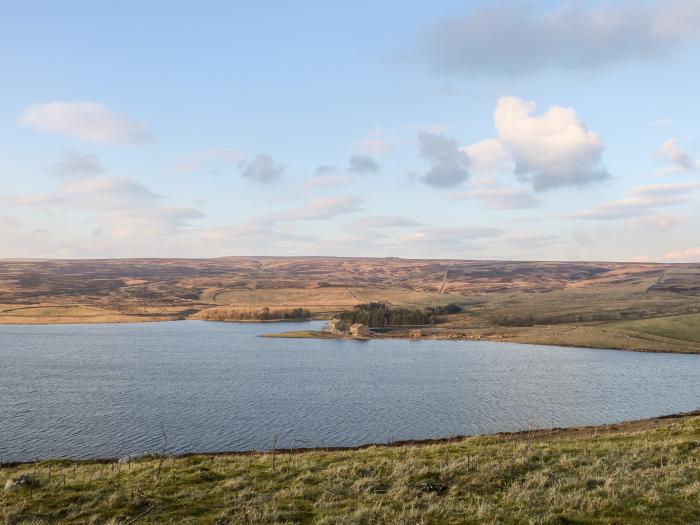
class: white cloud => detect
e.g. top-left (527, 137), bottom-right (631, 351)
top-left (568, 182), bottom-right (700, 220)
top-left (663, 247), bottom-right (700, 261)
top-left (493, 97), bottom-right (608, 191)
top-left (462, 139), bottom-right (514, 176)
top-left (19, 101), bottom-right (149, 144)
top-left (426, 0), bottom-right (700, 75)
top-left (654, 138), bottom-right (699, 174)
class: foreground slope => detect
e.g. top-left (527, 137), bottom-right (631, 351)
top-left (2, 412), bottom-right (699, 524)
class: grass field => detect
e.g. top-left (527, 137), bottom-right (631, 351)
top-left (609, 313), bottom-right (700, 344)
top-left (2, 413), bottom-right (699, 524)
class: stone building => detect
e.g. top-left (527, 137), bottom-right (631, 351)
top-left (326, 318), bottom-right (347, 335)
top-left (350, 323), bottom-right (370, 338)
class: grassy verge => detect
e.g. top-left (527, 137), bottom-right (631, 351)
top-left (2, 414), bottom-right (699, 524)
top-left (261, 330), bottom-right (337, 339)
top-left (607, 313), bottom-right (700, 344)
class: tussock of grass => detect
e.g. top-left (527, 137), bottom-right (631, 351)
top-left (2, 418), bottom-right (699, 524)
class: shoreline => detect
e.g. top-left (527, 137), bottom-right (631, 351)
top-left (263, 327), bottom-right (700, 355)
top-left (3, 408), bottom-right (698, 468)
top-left (3, 318), bottom-right (699, 354)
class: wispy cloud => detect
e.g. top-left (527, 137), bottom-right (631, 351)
top-left (403, 226), bottom-right (503, 244)
top-left (654, 138), bottom-right (699, 175)
top-left (19, 101), bottom-right (150, 144)
top-left (450, 180), bottom-right (541, 209)
top-left (663, 247), bottom-right (700, 261)
top-left (0, 212), bottom-right (19, 228)
top-left (5, 175), bottom-right (204, 238)
top-left (348, 215), bottom-right (421, 229)
top-left (568, 182), bottom-right (700, 220)
top-left (44, 151), bottom-right (105, 177)
top-left (356, 130), bottom-right (392, 156)
top-left (254, 196), bottom-right (364, 226)
top-left (642, 213), bottom-right (688, 231)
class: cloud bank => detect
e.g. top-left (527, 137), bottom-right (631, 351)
top-left (426, 0), bottom-right (700, 75)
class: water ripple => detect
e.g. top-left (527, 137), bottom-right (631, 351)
top-left (1, 320), bottom-right (699, 461)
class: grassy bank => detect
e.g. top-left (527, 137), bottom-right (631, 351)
top-left (262, 330), bottom-right (337, 339)
top-left (3, 413), bottom-right (700, 524)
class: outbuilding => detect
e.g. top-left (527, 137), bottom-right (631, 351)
top-left (326, 318), bottom-right (347, 335)
top-left (350, 323), bottom-right (370, 338)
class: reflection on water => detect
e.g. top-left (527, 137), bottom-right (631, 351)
top-left (1, 320), bottom-right (699, 461)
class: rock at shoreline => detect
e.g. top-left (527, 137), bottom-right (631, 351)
top-left (4, 474), bottom-right (37, 491)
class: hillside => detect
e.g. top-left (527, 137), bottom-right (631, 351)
top-left (1, 257), bottom-right (699, 352)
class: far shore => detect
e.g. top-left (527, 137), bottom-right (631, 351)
top-left (3, 314), bottom-right (700, 354)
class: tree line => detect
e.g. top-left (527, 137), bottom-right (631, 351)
top-left (200, 307), bottom-right (312, 321)
top-left (338, 302), bottom-right (462, 327)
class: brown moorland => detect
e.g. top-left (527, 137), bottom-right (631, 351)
top-left (1, 257), bottom-right (699, 352)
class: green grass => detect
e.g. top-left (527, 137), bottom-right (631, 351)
top-left (262, 330), bottom-right (337, 339)
top-left (609, 313), bottom-right (700, 343)
top-left (2, 417), bottom-right (700, 524)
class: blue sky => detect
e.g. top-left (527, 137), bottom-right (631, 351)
top-left (2, 0), bottom-right (700, 261)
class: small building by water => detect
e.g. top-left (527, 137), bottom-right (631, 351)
top-left (409, 329), bottom-right (422, 339)
top-left (350, 323), bottom-right (370, 338)
top-left (326, 318), bottom-right (347, 335)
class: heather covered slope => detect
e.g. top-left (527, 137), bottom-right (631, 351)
top-left (1, 257), bottom-right (699, 352)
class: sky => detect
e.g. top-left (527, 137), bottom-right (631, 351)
top-left (1, 0), bottom-right (700, 262)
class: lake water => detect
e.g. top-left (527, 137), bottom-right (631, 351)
top-left (1, 320), bottom-right (699, 462)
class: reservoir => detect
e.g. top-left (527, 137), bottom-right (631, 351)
top-left (1, 320), bottom-right (699, 462)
